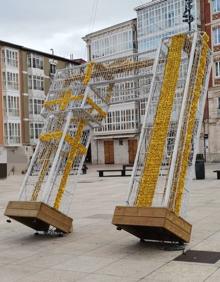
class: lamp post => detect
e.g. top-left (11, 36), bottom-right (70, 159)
top-left (183, 0), bottom-right (194, 32)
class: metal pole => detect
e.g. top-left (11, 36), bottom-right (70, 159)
top-left (18, 141), bottom-right (41, 200)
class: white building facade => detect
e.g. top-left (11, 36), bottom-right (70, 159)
top-left (83, 19), bottom-right (141, 164)
top-left (136, 0), bottom-right (200, 54)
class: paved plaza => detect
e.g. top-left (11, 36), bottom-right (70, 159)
top-left (0, 163), bottom-right (220, 281)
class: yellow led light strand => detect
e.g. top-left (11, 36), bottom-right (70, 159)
top-left (40, 131), bottom-right (87, 154)
top-left (135, 34), bottom-right (186, 207)
top-left (40, 131), bottom-right (63, 142)
top-left (43, 93), bottom-right (84, 110)
top-left (173, 34), bottom-right (209, 215)
top-left (44, 92), bottom-right (106, 118)
top-left (86, 97), bottom-right (107, 118)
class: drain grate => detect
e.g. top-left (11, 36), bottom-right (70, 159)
top-left (86, 214), bottom-right (112, 220)
top-left (174, 250), bottom-right (220, 264)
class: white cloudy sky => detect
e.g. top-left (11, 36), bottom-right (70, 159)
top-left (0, 0), bottom-right (149, 60)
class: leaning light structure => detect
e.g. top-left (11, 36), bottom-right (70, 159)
top-left (4, 50), bottom-right (154, 233)
top-left (113, 31), bottom-right (212, 243)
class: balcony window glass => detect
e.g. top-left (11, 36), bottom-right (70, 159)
top-left (3, 49), bottom-right (18, 67)
top-left (3, 72), bottom-right (19, 90)
top-left (91, 29), bottom-right (134, 59)
top-left (28, 75), bottom-right (44, 91)
top-left (27, 54), bottom-right (44, 69)
top-left (29, 98), bottom-right (44, 115)
top-left (213, 0), bottom-right (220, 13)
top-left (30, 122), bottom-right (44, 140)
top-left (4, 122), bottom-right (21, 144)
top-left (216, 61), bottom-right (220, 77)
top-left (214, 27), bottom-right (220, 45)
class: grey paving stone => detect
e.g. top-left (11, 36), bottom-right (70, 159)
top-left (0, 163), bottom-right (219, 281)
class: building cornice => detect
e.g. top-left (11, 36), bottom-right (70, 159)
top-left (0, 40), bottom-right (85, 65)
top-left (83, 18), bottom-right (137, 42)
top-left (135, 0), bottom-right (166, 11)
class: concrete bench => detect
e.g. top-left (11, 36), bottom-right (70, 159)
top-left (213, 170), bottom-right (220, 179)
top-left (97, 169), bottom-right (132, 177)
top-left (122, 164), bottom-right (133, 170)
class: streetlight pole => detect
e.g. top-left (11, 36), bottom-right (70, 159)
top-left (183, 0), bottom-right (194, 32)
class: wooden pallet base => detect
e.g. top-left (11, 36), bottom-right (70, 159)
top-left (4, 201), bottom-right (73, 234)
top-left (112, 206), bottom-right (192, 243)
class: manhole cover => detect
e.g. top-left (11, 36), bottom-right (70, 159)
top-left (174, 250), bottom-right (220, 264)
top-left (86, 214), bottom-right (112, 220)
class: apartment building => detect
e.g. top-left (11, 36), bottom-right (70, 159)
top-left (0, 40), bottom-right (84, 174)
top-left (83, 19), bottom-right (140, 164)
top-left (201, 0), bottom-right (220, 161)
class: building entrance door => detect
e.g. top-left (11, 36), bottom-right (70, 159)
top-left (104, 141), bottom-right (114, 164)
top-left (128, 139), bottom-right (137, 164)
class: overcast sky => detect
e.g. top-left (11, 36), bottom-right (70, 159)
top-left (0, 0), bottom-right (149, 60)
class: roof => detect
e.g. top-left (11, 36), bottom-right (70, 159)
top-left (0, 40), bottom-right (86, 65)
top-left (83, 18), bottom-right (137, 41)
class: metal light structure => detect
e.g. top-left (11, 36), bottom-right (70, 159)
top-left (113, 31), bottom-right (212, 244)
top-left (4, 52), bottom-right (154, 234)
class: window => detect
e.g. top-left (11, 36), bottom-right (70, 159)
top-left (214, 27), bottom-right (220, 45)
top-left (91, 29), bottom-right (134, 59)
top-left (28, 75), bottom-right (44, 90)
top-left (2, 49), bottom-right (18, 67)
top-left (112, 81), bottom-right (136, 103)
top-left (213, 0), bottom-right (220, 13)
top-left (30, 123), bottom-right (44, 140)
top-left (95, 107), bottom-right (139, 133)
top-left (166, 126), bottom-right (176, 157)
top-left (2, 72), bottom-right (19, 90)
top-left (29, 98), bottom-right (44, 115)
top-left (216, 61), bottom-right (220, 77)
top-left (140, 99), bottom-right (147, 116)
top-left (50, 64), bottom-right (56, 75)
top-left (4, 122), bottom-right (21, 144)
top-left (27, 54), bottom-right (44, 69)
top-left (167, 11), bottom-right (175, 28)
top-left (7, 96), bottom-right (20, 116)
top-left (137, 0), bottom-right (194, 52)
top-left (2, 72), bottom-right (6, 89)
